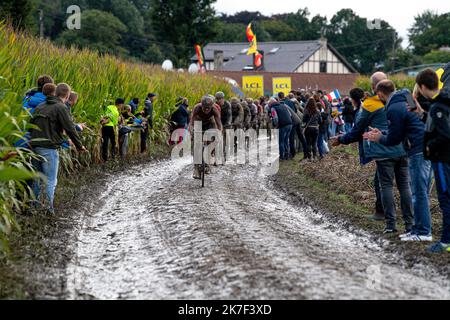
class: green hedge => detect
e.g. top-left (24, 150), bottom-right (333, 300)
top-left (354, 75), bottom-right (416, 92)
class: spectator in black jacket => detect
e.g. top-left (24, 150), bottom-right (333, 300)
top-left (302, 98), bottom-right (322, 161)
top-left (169, 97), bottom-right (190, 145)
top-left (342, 97), bottom-right (355, 133)
top-left (416, 69), bottom-right (450, 253)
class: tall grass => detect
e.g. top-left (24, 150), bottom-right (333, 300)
top-left (0, 22), bottom-right (237, 253)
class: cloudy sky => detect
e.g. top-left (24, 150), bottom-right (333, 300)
top-left (214, 0), bottom-right (450, 46)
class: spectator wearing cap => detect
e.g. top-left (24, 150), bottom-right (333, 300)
top-left (100, 98), bottom-right (124, 161)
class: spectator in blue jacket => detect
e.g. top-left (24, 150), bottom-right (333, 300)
top-left (365, 80), bottom-right (433, 242)
top-left (23, 75), bottom-right (54, 114)
top-left (129, 98), bottom-right (140, 115)
top-left (333, 73), bottom-right (413, 234)
top-left (279, 92), bottom-right (296, 113)
top-left (332, 86), bottom-right (385, 221)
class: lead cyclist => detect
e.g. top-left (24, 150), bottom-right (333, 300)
top-left (189, 95), bottom-right (223, 179)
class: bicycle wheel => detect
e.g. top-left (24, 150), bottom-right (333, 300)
top-left (201, 147), bottom-right (206, 188)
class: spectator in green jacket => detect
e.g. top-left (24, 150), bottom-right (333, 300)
top-left (100, 98), bottom-right (123, 162)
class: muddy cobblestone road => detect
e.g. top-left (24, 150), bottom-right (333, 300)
top-left (65, 157), bottom-right (450, 300)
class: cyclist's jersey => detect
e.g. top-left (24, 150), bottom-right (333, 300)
top-left (191, 103), bottom-right (222, 131)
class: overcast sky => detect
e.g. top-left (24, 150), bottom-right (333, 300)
top-left (214, 0), bottom-right (450, 46)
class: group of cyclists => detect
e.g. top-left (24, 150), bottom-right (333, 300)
top-left (169, 90), bottom-right (309, 179)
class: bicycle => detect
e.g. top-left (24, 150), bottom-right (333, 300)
top-left (201, 141), bottom-right (206, 188)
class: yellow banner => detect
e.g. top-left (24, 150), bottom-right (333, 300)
top-left (273, 77), bottom-right (292, 96)
top-left (242, 75), bottom-right (264, 97)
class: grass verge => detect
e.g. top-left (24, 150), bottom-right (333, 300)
top-left (272, 145), bottom-right (450, 275)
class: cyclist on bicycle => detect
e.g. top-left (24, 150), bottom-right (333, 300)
top-left (189, 95), bottom-right (223, 179)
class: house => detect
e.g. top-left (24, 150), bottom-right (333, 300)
top-left (191, 38), bottom-right (358, 74)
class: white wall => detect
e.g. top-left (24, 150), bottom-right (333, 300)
top-left (295, 47), bottom-right (351, 74)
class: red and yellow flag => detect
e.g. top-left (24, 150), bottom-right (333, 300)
top-left (247, 37), bottom-right (258, 56)
top-left (195, 44), bottom-right (206, 73)
top-left (246, 23), bottom-right (255, 42)
top-left (246, 23), bottom-right (258, 56)
top-left (254, 51), bottom-right (263, 68)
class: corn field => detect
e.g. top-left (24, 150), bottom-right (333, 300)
top-left (0, 22), bottom-right (237, 253)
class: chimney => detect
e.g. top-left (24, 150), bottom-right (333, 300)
top-left (214, 50), bottom-right (224, 71)
top-left (319, 36), bottom-right (328, 63)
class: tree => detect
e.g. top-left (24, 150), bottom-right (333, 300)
top-left (383, 48), bottom-right (423, 72)
top-left (249, 20), bottom-right (271, 42)
top-left (150, 0), bottom-right (217, 67)
top-left (409, 11), bottom-right (450, 56)
top-left (273, 8), bottom-right (310, 38)
top-left (0, 0), bottom-right (35, 30)
top-left (423, 50), bottom-right (450, 64)
top-left (220, 11), bottom-right (266, 24)
top-left (272, 8), bottom-right (327, 41)
top-left (308, 15), bottom-right (328, 39)
top-left (260, 20), bottom-right (297, 42)
top-left (213, 21), bottom-right (247, 42)
top-left (143, 43), bottom-right (164, 64)
top-left (56, 9), bottom-right (128, 56)
top-left (325, 9), bottom-right (397, 74)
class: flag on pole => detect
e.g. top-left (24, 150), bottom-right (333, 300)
top-left (247, 37), bottom-right (258, 56)
top-left (195, 44), bottom-right (206, 74)
top-left (254, 51), bottom-right (263, 68)
top-left (246, 23), bottom-right (258, 56)
top-left (326, 89), bottom-right (341, 102)
top-left (246, 23), bottom-right (255, 42)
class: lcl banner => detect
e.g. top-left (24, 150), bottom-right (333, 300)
top-left (242, 75), bottom-right (264, 97)
top-left (272, 77), bottom-right (292, 96)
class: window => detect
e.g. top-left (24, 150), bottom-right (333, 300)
top-left (320, 61), bottom-right (327, 73)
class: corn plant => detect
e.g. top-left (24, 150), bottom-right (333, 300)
top-left (0, 21), bottom-right (243, 253)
